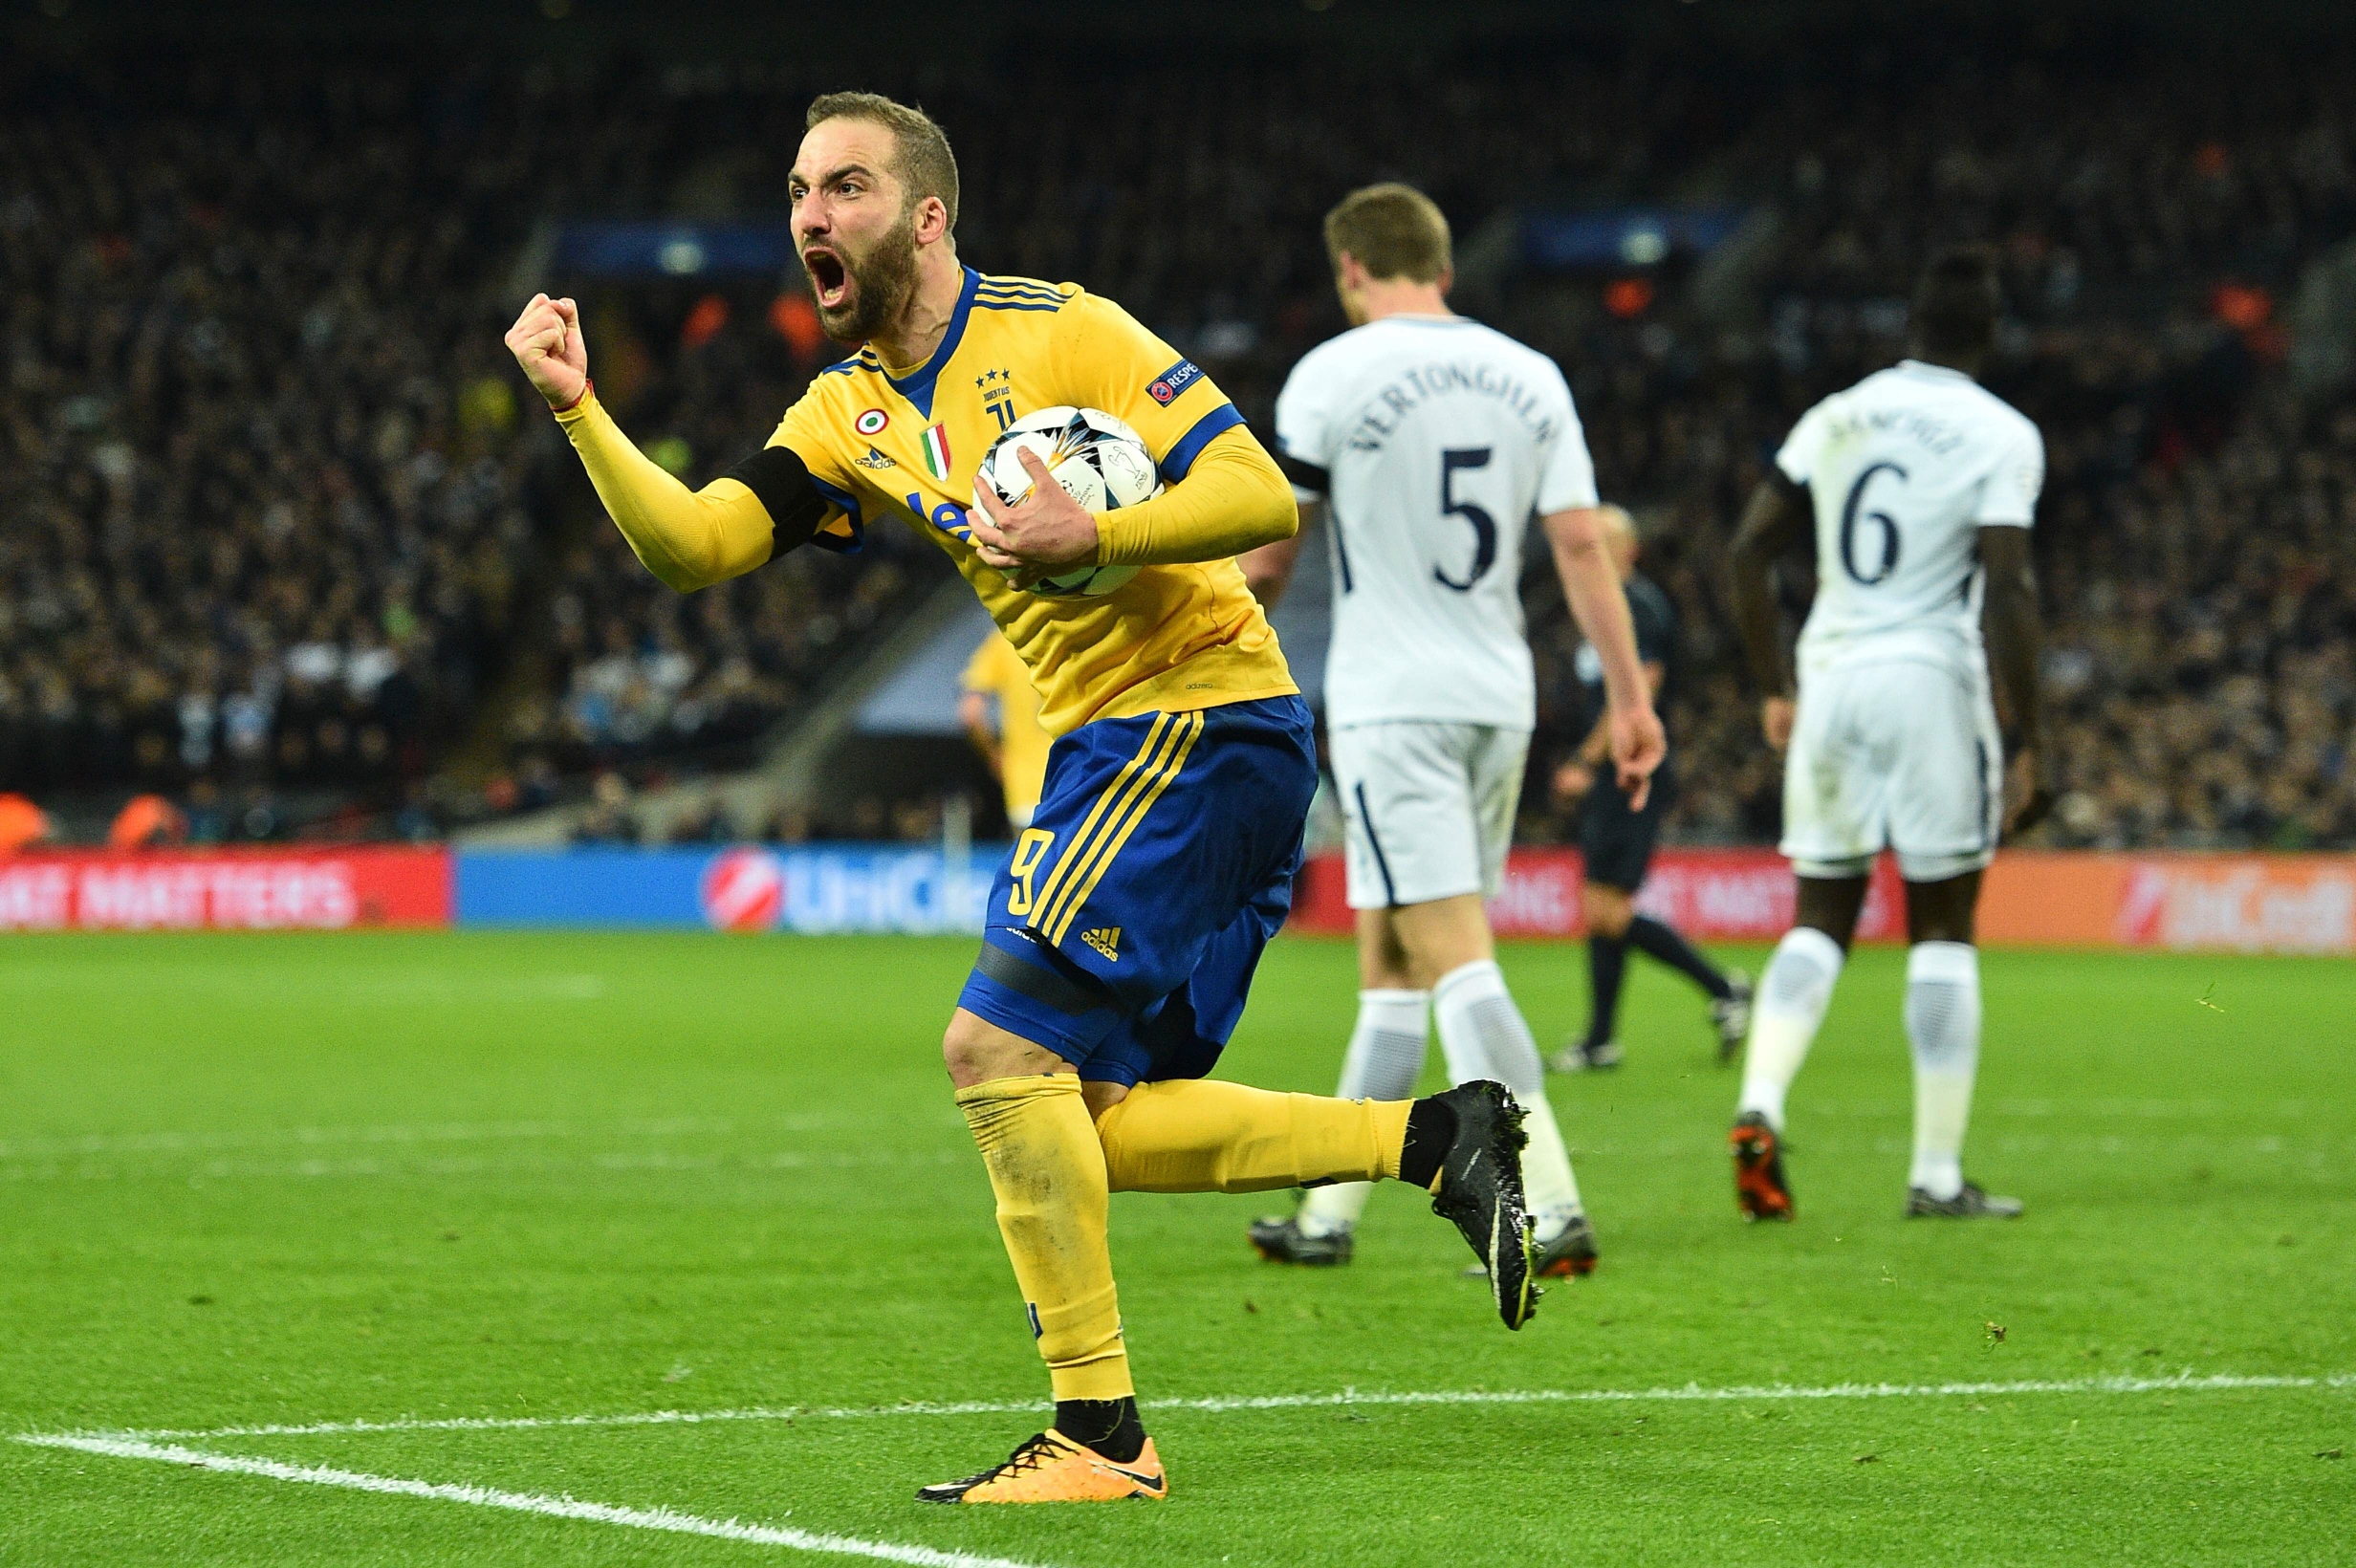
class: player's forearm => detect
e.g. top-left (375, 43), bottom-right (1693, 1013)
top-left (1983, 563), bottom-right (2046, 750)
top-left (1094, 426), bottom-right (1296, 567)
top-left (556, 392), bottom-right (774, 593)
top-left (1592, 664), bottom-right (1668, 760)
top-left (1728, 487), bottom-right (1797, 698)
top-left (1545, 512), bottom-right (1647, 715)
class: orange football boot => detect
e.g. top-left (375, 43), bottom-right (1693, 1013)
top-left (917, 1429), bottom-right (1168, 1504)
top-left (1730, 1111), bottom-right (1795, 1221)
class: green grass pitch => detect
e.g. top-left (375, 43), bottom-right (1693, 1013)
top-left (0, 930), bottom-right (2348, 1566)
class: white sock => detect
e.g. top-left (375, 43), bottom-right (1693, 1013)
top-left (1432, 960), bottom-right (1584, 1240)
top-left (1905, 941), bottom-right (1981, 1201)
top-left (1298, 989), bottom-right (1429, 1237)
top-left (1736, 926), bottom-right (1845, 1132)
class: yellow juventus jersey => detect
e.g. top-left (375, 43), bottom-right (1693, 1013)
top-left (770, 268), bottom-right (1296, 736)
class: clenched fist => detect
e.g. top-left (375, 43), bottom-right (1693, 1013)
top-left (505, 293), bottom-right (588, 410)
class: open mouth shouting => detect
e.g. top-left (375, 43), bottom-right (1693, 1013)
top-left (797, 212), bottom-right (915, 343)
top-left (802, 245), bottom-right (851, 314)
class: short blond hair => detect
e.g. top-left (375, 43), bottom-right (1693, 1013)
top-left (805, 91), bottom-right (960, 232)
top-left (1323, 183), bottom-right (1451, 283)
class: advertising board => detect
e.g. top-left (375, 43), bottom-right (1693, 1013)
top-left (1291, 848), bottom-right (2356, 954)
top-left (4, 845), bottom-right (2344, 954)
top-left (454, 846), bottom-right (995, 934)
top-left (0, 848), bottom-right (452, 930)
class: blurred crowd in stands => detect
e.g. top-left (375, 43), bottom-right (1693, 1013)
top-left (0, 62), bottom-right (529, 828)
top-left (2, 27), bottom-right (2350, 847)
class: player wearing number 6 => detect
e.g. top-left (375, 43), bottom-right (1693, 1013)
top-left (1724, 248), bottom-right (2054, 1223)
top-left (1240, 184), bottom-right (1665, 1279)
top-left (507, 94), bottom-right (1546, 1508)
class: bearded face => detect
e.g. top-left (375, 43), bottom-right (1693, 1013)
top-left (802, 201), bottom-right (920, 344)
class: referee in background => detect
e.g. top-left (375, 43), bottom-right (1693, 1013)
top-left (1547, 507), bottom-right (1753, 1071)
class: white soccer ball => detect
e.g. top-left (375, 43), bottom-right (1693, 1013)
top-left (971, 405), bottom-right (1160, 597)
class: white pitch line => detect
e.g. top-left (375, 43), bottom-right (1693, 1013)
top-left (0, 1116), bottom-right (750, 1161)
top-left (0, 1145), bottom-right (974, 1186)
top-left (77, 1369), bottom-right (2356, 1444)
top-left (17, 1434), bottom-right (1053, 1568)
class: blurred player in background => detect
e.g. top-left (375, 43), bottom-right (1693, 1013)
top-left (1725, 247), bottom-right (2053, 1222)
top-left (1240, 184), bottom-right (1664, 1280)
top-left (510, 96), bottom-right (1543, 1508)
top-left (959, 627), bottom-right (1049, 830)
top-left (108, 794), bottom-right (189, 850)
top-left (1545, 506), bottom-right (1751, 1074)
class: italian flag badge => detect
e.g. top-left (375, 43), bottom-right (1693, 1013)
top-left (920, 423), bottom-right (951, 480)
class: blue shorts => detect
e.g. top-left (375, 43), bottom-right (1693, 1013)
top-left (955, 695), bottom-right (1317, 1087)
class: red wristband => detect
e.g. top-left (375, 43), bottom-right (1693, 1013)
top-left (553, 378), bottom-right (594, 415)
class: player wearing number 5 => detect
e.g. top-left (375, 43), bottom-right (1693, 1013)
top-left (1241, 185), bottom-right (1665, 1279)
top-left (1724, 248), bottom-right (2054, 1223)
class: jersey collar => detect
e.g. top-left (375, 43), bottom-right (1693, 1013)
top-left (880, 266), bottom-right (981, 420)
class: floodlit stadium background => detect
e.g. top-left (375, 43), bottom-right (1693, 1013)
top-left (5, 7), bottom-right (2354, 1565)
top-left (2, 0), bottom-right (2353, 950)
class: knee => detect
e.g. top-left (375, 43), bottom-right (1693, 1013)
top-left (942, 1011), bottom-right (1016, 1088)
top-left (943, 1008), bottom-right (1076, 1089)
top-left (1908, 911), bottom-right (1976, 946)
top-left (1584, 886), bottom-right (1634, 939)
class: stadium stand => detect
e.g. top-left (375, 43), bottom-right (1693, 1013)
top-left (2, 32), bottom-right (2350, 846)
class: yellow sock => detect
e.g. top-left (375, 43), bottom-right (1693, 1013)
top-left (955, 1074), bottom-right (1133, 1404)
top-left (1094, 1078), bottom-right (1413, 1194)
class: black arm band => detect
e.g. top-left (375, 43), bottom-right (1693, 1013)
top-left (1276, 451), bottom-right (1330, 498)
top-left (723, 445), bottom-right (834, 557)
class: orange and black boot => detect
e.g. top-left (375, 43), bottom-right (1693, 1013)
top-left (1730, 1111), bottom-right (1795, 1221)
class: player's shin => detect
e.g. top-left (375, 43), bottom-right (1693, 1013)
top-left (1904, 941), bottom-right (1981, 1202)
top-left (1432, 960), bottom-right (1584, 1236)
top-left (1583, 933), bottom-right (1628, 1049)
top-left (1626, 914), bottom-right (1734, 999)
top-left (954, 1075), bottom-right (1131, 1404)
top-left (1095, 1079), bottom-right (1411, 1193)
top-left (1736, 926), bottom-right (1846, 1131)
top-left (1299, 988), bottom-right (1429, 1236)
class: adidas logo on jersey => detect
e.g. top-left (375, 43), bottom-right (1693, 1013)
top-left (854, 446), bottom-right (897, 470)
top-left (1080, 926), bottom-right (1122, 961)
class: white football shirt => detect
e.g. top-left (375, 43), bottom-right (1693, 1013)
top-left (1776, 359), bottom-right (2044, 677)
top-left (1274, 316), bottom-right (1598, 730)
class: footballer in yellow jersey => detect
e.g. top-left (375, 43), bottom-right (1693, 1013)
top-left (960, 629), bottom-right (1050, 830)
top-left (505, 90), bottom-right (1538, 1507)
top-left (766, 269), bottom-right (1298, 738)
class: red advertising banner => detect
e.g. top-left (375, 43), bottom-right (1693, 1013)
top-left (0, 848), bottom-right (452, 931)
top-left (1293, 848), bottom-right (2356, 954)
top-left (1983, 851), bottom-right (2356, 953)
top-left (1292, 848), bottom-right (1905, 941)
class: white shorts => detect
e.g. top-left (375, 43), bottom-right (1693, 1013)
top-left (1780, 658), bottom-right (2003, 882)
top-left (1329, 721), bottom-right (1530, 910)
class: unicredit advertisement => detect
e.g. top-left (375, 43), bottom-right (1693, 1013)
top-left (454, 846), bottom-right (995, 935)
